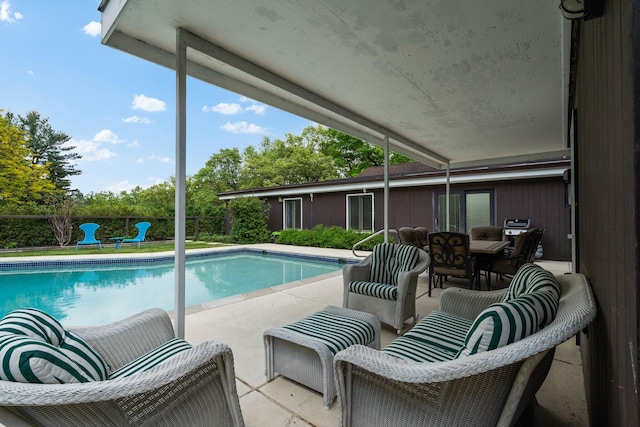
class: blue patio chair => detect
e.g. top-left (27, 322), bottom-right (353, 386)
top-left (122, 222), bottom-right (151, 248)
top-left (76, 223), bottom-right (102, 250)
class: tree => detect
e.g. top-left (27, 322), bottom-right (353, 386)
top-left (8, 111), bottom-right (81, 193)
top-left (318, 126), bottom-right (413, 177)
top-left (242, 132), bottom-right (337, 188)
top-left (192, 148), bottom-right (243, 193)
top-left (0, 113), bottom-right (57, 204)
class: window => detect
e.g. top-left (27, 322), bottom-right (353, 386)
top-left (435, 190), bottom-right (495, 233)
top-left (347, 194), bottom-right (373, 232)
top-left (283, 198), bottom-right (302, 229)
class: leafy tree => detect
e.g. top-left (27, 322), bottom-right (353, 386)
top-left (7, 111), bottom-right (81, 193)
top-left (192, 148), bottom-right (243, 193)
top-left (0, 113), bottom-right (57, 204)
top-left (319, 126), bottom-right (412, 177)
top-left (242, 132), bottom-right (337, 188)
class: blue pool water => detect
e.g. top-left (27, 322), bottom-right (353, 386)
top-left (0, 251), bottom-right (345, 326)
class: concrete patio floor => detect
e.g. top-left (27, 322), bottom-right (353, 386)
top-left (182, 244), bottom-right (587, 427)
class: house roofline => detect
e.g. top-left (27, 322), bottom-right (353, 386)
top-left (218, 159), bottom-right (570, 201)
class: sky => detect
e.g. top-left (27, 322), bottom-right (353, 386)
top-left (0, 1), bottom-right (314, 195)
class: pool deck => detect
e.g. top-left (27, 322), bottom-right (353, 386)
top-left (0, 244), bottom-right (587, 426)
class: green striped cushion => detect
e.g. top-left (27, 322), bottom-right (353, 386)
top-left (109, 338), bottom-right (192, 379)
top-left (402, 311), bottom-right (471, 354)
top-left (502, 263), bottom-right (559, 302)
top-left (348, 281), bottom-right (398, 300)
top-left (382, 311), bottom-right (471, 362)
top-left (383, 335), bottom-right (458, 362)
top-left (0, 309), bottom-right (110, 383)
top-left (0, 335), bottom-right (96, 383)
top-left (370, 243), bottom-right (419, 286)
top-left (282, 311), bottom-right (376, 355)
top-left (0, 308), bottom-right (66, 346)
top-left (61, 331), bottom-right (109, 381)
top-left (456, 293), bottom-right (546, 357)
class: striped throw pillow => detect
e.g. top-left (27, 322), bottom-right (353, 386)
top-left (109, 338), bottom-right (192, 379)
top-left (0, 308), bottom-right (66, 346)
top-left (0, 335), bottom-right (95, 383)
top-left (61, 331), bottom-right (109, 381)
top-left (0, 309), bottom-right (110, 383)
top-left (456, 293), bottom-right (546, 358)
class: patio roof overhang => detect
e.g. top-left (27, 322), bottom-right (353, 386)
top-left (98, 0), bottom-right (572, 169)
top-left (97, 0), bottom-right (575, 336)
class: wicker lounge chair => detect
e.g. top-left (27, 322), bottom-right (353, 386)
top-left (334, 270), bottom-right (596, 427)
top-left (0, 308), bottom-right (244, 427)
top-left (343, 243), bottom-right (430, 334)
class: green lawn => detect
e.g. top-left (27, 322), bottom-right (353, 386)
top-left (0, 241), bottom-right (228, 257)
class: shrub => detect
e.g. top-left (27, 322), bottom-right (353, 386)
top-left (275, 225), bottom-right (385, 250)
top-left (229, 197), bottom-right (271, 244)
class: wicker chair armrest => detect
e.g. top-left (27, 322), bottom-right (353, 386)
top-left (71, 308), bottom-right (176, 370)
top-left (0, 341), bottom-right (235, 406)
top-left (439, 287), bottom-right (507, 321)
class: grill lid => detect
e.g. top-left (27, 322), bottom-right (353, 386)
top-left (504, 218), bottom-right (531, 228)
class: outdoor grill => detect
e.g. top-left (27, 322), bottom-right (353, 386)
top-left (503, 218), bottom-right (531, 243)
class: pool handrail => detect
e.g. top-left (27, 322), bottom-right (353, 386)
top-left (351, 229), bottom-right (399, 257)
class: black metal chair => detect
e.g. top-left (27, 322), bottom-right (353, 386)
top-left (427, 232), bottom-right (479, 296)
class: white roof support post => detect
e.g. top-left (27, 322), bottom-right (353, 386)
top-left (445, 163), bottom-right (451, 231)
top-left (383, 136), bottom-right (389, 243)
top-left (174, 28), bottom-right (187, 338)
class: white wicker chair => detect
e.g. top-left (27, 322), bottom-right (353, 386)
top-left (343, 243), bottom-right (430, 334)
top-left (334, 272), bottom-right (596, 427)
top-left (0, 308), bottom-right (245, 427)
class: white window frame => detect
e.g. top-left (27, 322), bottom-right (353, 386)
top-left (283, 197), bottom-right (303, 230)
top-left (346, 193), bottom-right (374, 232)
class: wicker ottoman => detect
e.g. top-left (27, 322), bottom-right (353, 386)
top-left (264, 306), bottom-right (380, 408)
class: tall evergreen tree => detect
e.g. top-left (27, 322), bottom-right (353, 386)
top-left (8, 111), bottom-right (81, 193)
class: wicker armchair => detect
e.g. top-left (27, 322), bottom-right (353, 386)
top-left (0, 308), bottom-right (244, 427)
top-left (343, 243), bottom-right (430, 334)
top-left (335, 272), bottom-right (596, 427)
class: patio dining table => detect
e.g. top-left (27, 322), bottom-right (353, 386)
top-left (470, 240), bottom-right (510, 289)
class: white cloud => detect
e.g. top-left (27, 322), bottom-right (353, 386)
top-left (127, 140), bottom-right (140, 148)
top-left (66, 138), bottom-right (117, 162)
top-left (203, 100), bottom-right (266, 115)
top-left (148, 155), bottom-right (173, 164)
top-left (0, 1), bottom-right (22, 23)
top-left (123, 115), bottom-right (152, 124)
top-left (136, 158), bottom-right (144, 164)
top-left (221, 121), bottom-right (268, 135)
top-left (26, 70), bottom-right (34, 76)
top-left (203, 103), bottom-right (243, 115)
top-left (245, 104), bottom-right (267, 115)
top-left (105, 180), bottom-right (137, 193)
top-left (83, 21), bottom-right (101, 37)
top-left (132, 94), bottom-right (166, 112)
top-left (94, 129), bottom-right (121, 144)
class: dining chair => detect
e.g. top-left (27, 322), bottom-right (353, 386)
top-left (427, 232), bottom-right (479, 296)
top-left (488, 228), bottom-right (544, 286)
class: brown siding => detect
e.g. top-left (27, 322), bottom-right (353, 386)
top-left (576, 1), bottom-right (639, 425)
top-left (260, 175), bottom-right (570, 261)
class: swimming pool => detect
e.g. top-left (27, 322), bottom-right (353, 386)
top-left (0, 250), bottom-right (350, 326)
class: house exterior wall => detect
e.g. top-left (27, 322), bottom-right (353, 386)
top-left (263, 175), bottom-right (571, 260)
top-left (575, 1), bottom-right (640, 425)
